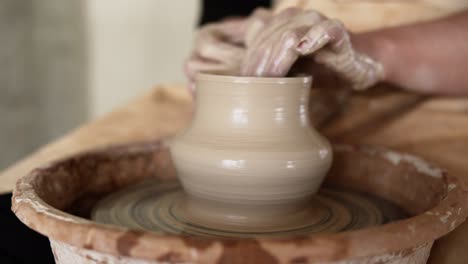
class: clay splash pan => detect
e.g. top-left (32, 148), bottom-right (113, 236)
top-left (12, 142), bottom-right (468, 263)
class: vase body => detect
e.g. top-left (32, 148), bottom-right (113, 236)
top-left (170, 74), bottom-right (332, 229)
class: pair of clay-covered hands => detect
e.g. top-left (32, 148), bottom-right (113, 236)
top-left (185, 8), bottom-right (384, 91)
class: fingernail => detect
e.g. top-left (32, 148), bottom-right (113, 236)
top-left (297, 40), bottom-right (309, 53)
top-left (297, 38), bottom-right (318, 54)
top-left (296, 35), bottom-right (330, 55)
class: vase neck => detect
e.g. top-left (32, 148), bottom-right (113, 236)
top-left (192, 83), bottom-right (311, 133)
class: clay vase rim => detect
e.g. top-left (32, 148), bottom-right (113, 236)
top-left (11, 142), bottom-right (468, 262)
top-left (196, 73), bottom-right (312, 84)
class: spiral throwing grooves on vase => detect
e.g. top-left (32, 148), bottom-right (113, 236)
top-left (170, 74), bottom-right (333, 231)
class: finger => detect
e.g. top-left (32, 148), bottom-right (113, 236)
top-left (294, 9), bottom-right (325, 27)
top-left (248, 7), bottom-right (302, 49)
top-left (184, 56), bottom-right (236, 80)
top-left (194, 24), bottom-right (218, 47)
top-left (245, 8), bottom-right (273, 46)
top-left (243, 9), bottom-right (302, 76)
top-left (243, 8), bottom-right (325, 77)
top-left (215, 19), bottom-right (249, 44)
top-left (314, 46), bottom-right (383, 90)
top-left (267, 46), bottom-right (299, 77)
top-left (243, 35), bottom-right (299, 78)
top-left (343, 53), bottom-right (384, 90)
top-left (263, 30), bottom-right (301, 76)
top-left (241, 44), bottom-right (273, 76)
top-left (294, 18), bottom-right (384, 90)
top-left (296, 19), bottom-right (349, 56)
top-left (195, 39), bottom-right (245, 63)
top-left (185, 59), bottom-right (235, 78)
top-left (194, 23), bottom-right (246, 62)
top-left (259, 11), bottom-right (324, 76)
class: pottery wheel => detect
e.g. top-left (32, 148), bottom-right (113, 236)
top-left (92, 180), bottom-right (404, 238)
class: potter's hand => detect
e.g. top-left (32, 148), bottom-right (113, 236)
top-left (241, 8), bottom-right (384, 90)
top-left (184, 9), bottom-right (272, 90)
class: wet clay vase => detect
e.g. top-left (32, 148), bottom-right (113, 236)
top-left (170, 74), bottom-right (333, 231)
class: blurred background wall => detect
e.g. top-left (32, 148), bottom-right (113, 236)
top-left (87, 0), bottom-right (199, 117)
top-left (0, 0), bottom-right (199, 170)
top-left (0, 0), bottom-right (87, 170)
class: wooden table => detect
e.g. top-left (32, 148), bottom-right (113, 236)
top-left (2, 84), bottom-right (468, 263)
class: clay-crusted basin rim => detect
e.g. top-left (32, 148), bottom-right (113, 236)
top-left (11, 142), bottom-right (468, 262)
top-left (196, 73), bottom-right (312, 84)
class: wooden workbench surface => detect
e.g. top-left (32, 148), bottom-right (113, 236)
top-left (2, 84), bottom-right (468, 263)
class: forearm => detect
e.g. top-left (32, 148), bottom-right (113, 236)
top-left (353, 10), bottom-right (468, 95)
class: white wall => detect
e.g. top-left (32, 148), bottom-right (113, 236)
top-left (86, 0), bottom-right (199, 117)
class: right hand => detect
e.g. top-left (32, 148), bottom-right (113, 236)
top-left (184, 8), bottom-right (272, 91)
top-left (241, 8), bottom-right (384, 91)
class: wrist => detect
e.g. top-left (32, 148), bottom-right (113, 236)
top-left (352, 31), bottom-right (398, 84)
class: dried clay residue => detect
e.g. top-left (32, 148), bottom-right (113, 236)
top-left (383, 151), bottom-right (443, 178)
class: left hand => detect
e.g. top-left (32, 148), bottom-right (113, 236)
top-left (241, 8), bottom-right (384, 91)
top-left (184, 8), bottom-right (272, 92)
